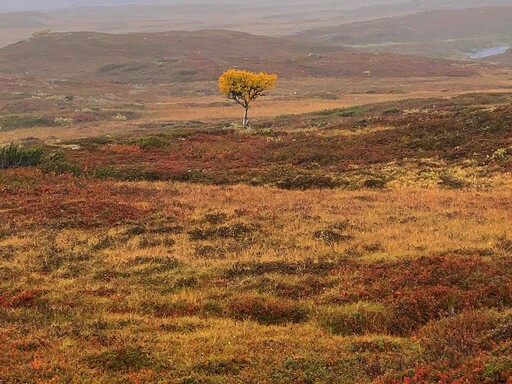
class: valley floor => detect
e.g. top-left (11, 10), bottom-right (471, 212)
top-left (1, 169), bottom-right (511, 383)
top-left (1, 92), bottom-right (511, 383)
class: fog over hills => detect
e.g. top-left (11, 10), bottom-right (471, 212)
top-left (0, 0), bottom-right (160, 11)
top-left (0, 30), bottom-right (473, 84)
top-left (296, 6), bottom-right (512, 59)
top-left (2, 0), bottom-right (511, 12)
top-left (1, 0), bottom-right (512, 58)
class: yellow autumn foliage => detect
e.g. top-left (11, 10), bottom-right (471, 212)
top-left (218, 69), bottom-right (277, 107)
top-left (219, 69), bottom-right (277, 127)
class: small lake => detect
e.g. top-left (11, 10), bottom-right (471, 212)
top-left (469, 45), bottom-right (511, 59)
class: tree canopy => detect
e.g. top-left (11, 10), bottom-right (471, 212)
top-left (218, 69), bottom-right (277, 128)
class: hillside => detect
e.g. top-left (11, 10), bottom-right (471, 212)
top-left (1, 93), bottom-right (512, 383)
top-left (0, 30), bottom-right (475, 84)
top-left (487, 48), bottom-right (512, 63)
top-left (2, 1), bottom-right (512, 48)
top-left (295, 7), bottom-right (512, 59)
top-left (1, 2), bottom-right (512, 383)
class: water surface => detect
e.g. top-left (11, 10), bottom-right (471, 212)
top-left (469, 45), bottom-right (511, 59)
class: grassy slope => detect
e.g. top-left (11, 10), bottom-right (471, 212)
top-left (0, 30), bottom-right (474, 82)
top-left (295, 7), bottom-right (512, 59)
top-left (0, 29), bottom-right (488, 142)
top-left (1, 0), bottom-right (511, 47)
top-left (56, 94), bottom-right (512, 189)
top-left (1, 94), bottom-right (512, 383)
top-left (488, 48), bottom-right (512, 64)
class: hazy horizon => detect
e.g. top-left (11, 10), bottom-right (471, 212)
top-left (0, 0), bottom-right (463, 12)
top-left (1, 0), bottom-right (348, 12)
top-left (2, 0), bottom-right (511, 13)
top-left (1, 0), bottom-right (511, 53)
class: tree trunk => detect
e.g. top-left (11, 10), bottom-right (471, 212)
top-left (242, 106), bottom-right (249, 128)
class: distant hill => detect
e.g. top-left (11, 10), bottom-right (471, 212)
top-left (486, 48), bottom-right (512, 63)
top-left (295, 7), bottom-right (512, 59)
top-left (0, 30), bottom-right (475, 83)
top-left (2, 1), bottom-right (512, 49)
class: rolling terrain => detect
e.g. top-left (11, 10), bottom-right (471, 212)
top-left (3, 29), bottom-right (508, 146)
top-left (295, 7), bottom-right (512, 59)
top-left (1, 93), bottom-right (512, 383)
top-left (0, 30), bottom-right (473, 81)
top-left (488, 48), bottom-right (512, 64)
top-left (1, 0), bottom-right (512, 48)
top-left (1, 7), bottom-right (512, 383)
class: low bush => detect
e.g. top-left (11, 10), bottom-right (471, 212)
top-left (276, 174), bottom-right (340, 190)
top-left (194, 358), bottom-right (249, 375)
top-left (313, 229), bottom-right (353, 244)
top-left (40, 152), bottom-right (82, 175)
top-left (387, 285), bottom-right (463, 335)
top-left (0, 143), bottom-right (44, 169)
top-left (53, 117), bottom-right (75, 126)
top-left (0, 115), bottom-right (53, 130)
top-left (188, 223), bottom-right (256, 241)
top-left (480, 342), bottom-right (512, 383)
top-left (228, 295), bottom-right (309, 325)
top-left (134, 135), bottom-right (171, 150)
top-left (363, 177), bottom-right (388, 189)
top-left (417, 310), bottom-right (499, 368)
top-left (86, 346), bottom-right (157, 372)
top-left (318, 302), bottom-right (389, 335)
top-left (439, 173), bottom-right (467, 189)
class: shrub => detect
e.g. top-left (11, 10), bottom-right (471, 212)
top-left (188, 223), bottom-right (256, 241)
top-left (177, 376), bottom-right (214, 384)
top-left (86, 346), bottom-right (157, 372)
top-left (363, 177), bottom-right (387, 189)
top-left (387, 286), bottom-right (463, 335)
top-left (363, 241), bottom-right (385, 253)
top-left (480, 342), bottom-right (512, 383)
top-left (228, 296), bottom-right (309, 325)
top-left (194, 245), bottom-right (225, 259)
top-left (488, 148), bottom-right (508, 162)
top-left (202, 212), bottom-right (228, 225)
top-left (318, 302), bottom-right (389, 335)
top-left (194, 358), bottom-right (248, 375)
top-left (276, 174), bottom-right (340, 190)
top-left (53, 117), bottom-right (75, 126)
top-left (91, 165), bottom-right (120, 179)
top-left (417, 310), bottom-right (499, 368)
top-left (0, 143), bottom-right (43, 169)
top-left (0, 289), bottom-right (44, 308)
top-left (134, 135), bottom-right (171, 150)
top-left (311, 106), bottom-right (366, 118)
top-left (496, 237), bottom-right (512, 252)
top-left (40, 152), bottom-right (82, 175)
top-left (313, 229), bottom-right (353, 244)
top-left (112, 113), bottom-right (127, 121)
top-left (138, 236), bottom-right (175, 248)
top-left (31, 29), bottom-right (51, 38)
top-left (382, 108), bottom-right (401, 116)
top-left (0, 115), bottom-right (53, 130)
top-left (330, 219), bottom-right (350, 231)
top-left (122, 168), bottom-right (161, 181)
top-left (439, 174), bottom-right (467, 189)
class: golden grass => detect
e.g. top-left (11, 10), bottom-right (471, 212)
top-left (1, 69), bottom-right (512, 145)
top-left (1, 171), bottom-right (511, 382)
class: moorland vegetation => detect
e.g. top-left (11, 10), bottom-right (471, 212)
top-left (1, 92), bottom-right (511, 383)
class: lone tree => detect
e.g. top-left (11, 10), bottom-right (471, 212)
top-left (218, 69), bottom-right (277, 128)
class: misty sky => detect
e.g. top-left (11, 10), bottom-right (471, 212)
top-left (0, 0), bottom-right (403, 12)
top-left (1, 1), bottom-right (157, 11)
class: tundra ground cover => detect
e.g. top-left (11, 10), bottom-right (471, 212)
top-left (0, 170), bottom-right (511, 383)
top-left (1, 96), bottom-right (511, 383)
top-left (49, 96), bottom-right (512, 190)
